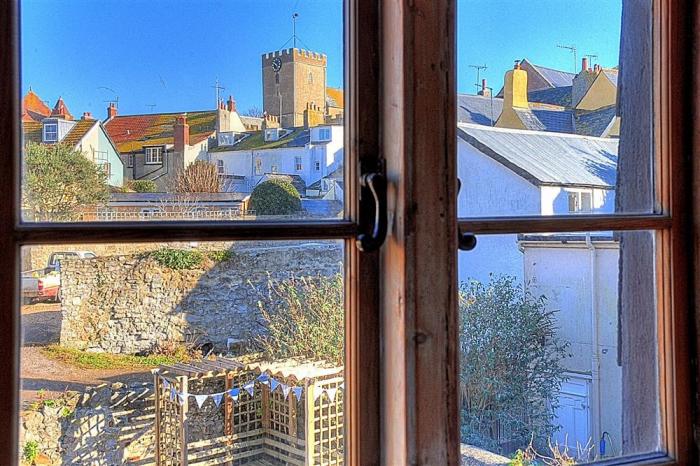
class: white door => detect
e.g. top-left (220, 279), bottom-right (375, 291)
top-left (554, 378), bottom-right (591, 450)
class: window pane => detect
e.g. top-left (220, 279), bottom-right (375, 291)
top-left (457, 0), bottom-right (653, 218)
top-left (20, 240), bottom-right (345, 464)
top-left (21, 0), bottom-right (344, 222)
top-left (458, 230), bottom-right (659, 463)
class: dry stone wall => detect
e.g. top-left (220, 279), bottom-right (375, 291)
top-left (58, 243), bottom-right (343, 354)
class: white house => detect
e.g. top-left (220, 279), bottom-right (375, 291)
top-left (456, 123), bottom-right (620, 456)
top-left (208, 124), bottom-right (344, 196)
top-left (457, 123), bottom-right (617, 283)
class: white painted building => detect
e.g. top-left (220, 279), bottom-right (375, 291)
top-left (456, 123), bottom-right (620, 456)
top-left (209, 124), bottom-right (344, 196)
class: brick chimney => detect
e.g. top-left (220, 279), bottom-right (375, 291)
top-left (477, 78), bottom-right (491, 97)
top-left (174, 115), bottom-right (189, 154)
top-left (582, 57), bottom-right (588, 72)
top-left (81, 112), bottom-right (93, 120)
top-left (226, 95), bottom-right (236, 112)
top-left (107, 103), bottom-right (117, 119)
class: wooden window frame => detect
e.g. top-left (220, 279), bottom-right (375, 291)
top-left (0, 1), bottom-right (380, 464)
top-left (145, 146), bottom-right (164, 165)
top-left (378, 0), bottom-right (696, 464)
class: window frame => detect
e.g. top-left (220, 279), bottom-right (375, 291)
top-left (0, 2), bottom-right (381, 465)
top-left (144, 146), bottom-right (163, 165)
top-left (42, 121), bottom-right (57, 142)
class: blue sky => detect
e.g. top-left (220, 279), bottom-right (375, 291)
top-left (21, 0), bottom-right (621, 118)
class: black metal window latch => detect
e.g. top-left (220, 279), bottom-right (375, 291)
top-left (356, 172), bottom-right (388, 252)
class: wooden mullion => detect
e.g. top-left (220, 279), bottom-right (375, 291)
top-left (16, 220), bottom-right (358, 244)
top-left (459, 213), bottom-right (671, 235)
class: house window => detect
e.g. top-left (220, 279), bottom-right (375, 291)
top-left (308, 71), bottom-right (313, 84)
top-left (126, 154), bottom-right (134, 168)
top-left (295, 157), bottom-right (303, 171)
top-left (217, 159), bottom-right (224, 175)
top-left (145, 147), bottom-right (163, 164)
top-left (315, 161), bottom-right (321, 171)
top-left (255, 158), bottom-right (262, 175)
top-left (568, 191), bottom-right (593, 213)
top-left (271, 165), bottom-right (278, 174)
top-left (318, 128), bottom-right (331, 141)
top-left (42, 122), bottom-right (58, 142)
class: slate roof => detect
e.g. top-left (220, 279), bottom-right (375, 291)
top-left (602, 69), bottom-right (619, 87)
top-left (457, 94), bottom-right (503, 126)
top-left (457, 123), bottom-right (617, 188)
top-left (573, 106), bottom-right (617, 137)
top-left (22, 119), bottom-right (98, 148)
top-left (516, 107), bottom-right (574, 134)
top-left (301, 199), bottom-right (343, 218)
top-left (528, 86), bottom-right (573, 107)
top-left (527, 61), bottom-right (575, 88)
top-left (104, 110), bottom-right (217, 153)
top-left (210, 128), bottom-right (310, 152)
top-left (109, 192), bottom-right (247, 203)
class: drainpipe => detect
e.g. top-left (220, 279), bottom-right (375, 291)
top-left (586, 234), bottom-right (602, 456)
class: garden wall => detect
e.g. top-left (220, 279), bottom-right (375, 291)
top-left (58, 242), bottom-right (343, 354)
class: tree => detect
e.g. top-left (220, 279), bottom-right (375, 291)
top-left (459, 275), bottom-right (570, 453)
top-left (243, 106), bottom-right (264, 118)
top-left (173, 160), bottom-right (221, 193)
top-left (249, 179), bottom-right (302, 215)
top-left (123, 180), bottom-right (158, 193)
top-left (255, 274), bottom-right (344, 365)
top-left (22, 142), bottom-right (109, 221)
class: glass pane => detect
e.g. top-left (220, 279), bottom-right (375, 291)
top-left (458, 230), bottom-right (659, 463)
top-left (20, 1), bottom-right (344, 222)
top-left (19, 240), bottom-right (345, 464)
top-left (457, 0), bottom-right (654, 218)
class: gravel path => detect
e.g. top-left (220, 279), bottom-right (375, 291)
top-left (20, 303), bottom-right (151, 406)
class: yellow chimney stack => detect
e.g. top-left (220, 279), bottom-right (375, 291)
top-left (503, 66), bottom-right (529, 109)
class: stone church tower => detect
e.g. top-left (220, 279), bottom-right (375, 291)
top-left (262, 48), bottom-right (327, 128)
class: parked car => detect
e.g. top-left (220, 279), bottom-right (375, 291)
top-left (21, 251), bottom-right (96, 304)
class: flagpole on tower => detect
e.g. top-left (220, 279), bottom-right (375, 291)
top-left (292, 13), bottom-right (299, 49)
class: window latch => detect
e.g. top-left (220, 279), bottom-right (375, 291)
top-left (356, 172), bottom-right (388, 252)
top-left (457, 178), bottom-right (477, 251)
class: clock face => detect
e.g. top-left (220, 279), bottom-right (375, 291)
top-left (271, 58), bottom-right (282, 73)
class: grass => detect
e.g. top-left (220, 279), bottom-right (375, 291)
top-left (41, 345), bottom-right (189, 370)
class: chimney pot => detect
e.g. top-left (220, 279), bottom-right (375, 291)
top-left (81, 112), bottom-right (93, 120)
top-left (482, 78), bottom-right (487, 91)
top-left (582, 57), bottom-right (588, 72)
top-left (107, 103), bottom-right (117, 119)
top-left (226, 95), bottom-right (236, 112)
top-left (514, 60), bottom-right (521, 70)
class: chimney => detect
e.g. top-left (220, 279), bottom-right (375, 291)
top-left (226, 95), bottom-right (236, 112)
top-left (174, 115), bottom-right (189, 154)
top-left (107, 103), bottom-right (117, 119)
top-left (81, 112), bottom-right (93, 120)
top-left (582, 57), bottom-right (588, 72)
top-left (503, 64), bottom-right (528, 109)
top-left (477, 78), bottom-right (491, 97)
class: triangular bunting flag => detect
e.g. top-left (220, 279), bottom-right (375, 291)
top-left (292, 386), bottom-right (303, 401)
top-left (162, 379), bottom-right (170, 390)
top-left (244, 382), bottom-right (255, 397)
top-left (270, 378), bottom-right (280, 392)
top-left (339, 383), bottom-right (345, 390)
top-left (177, 393), bottom-right (187, 405)
top-left (281, 384), bottom-right (291, 399)
top-left (314, 388), bottom-right (324, 401)
top-left (169, 387), bottom-right (176, 401)
top-left (257, 374), bottom-right (270, 384)
top-left (228, 388), bottom-right (240, 402)
top-left (212, 393), bottom-right (224, 407)
top-left (326, 387), bottom-right (339, 402)
top-left (194, 394), bottom-right (208, 409)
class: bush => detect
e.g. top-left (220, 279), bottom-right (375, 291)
top-left (207, 250), bottom-right (233, 262)
top-left (149, 248), bottom-right (204, 269)
top-left (459, 275), bottom-right (570, 453)
top-left (22, 440), bottom-right (38, 463)
top-left (125, 180), bottom-right (158, 193)
top-left (249, 179), bottom-right (302, 215)
top-left (255, 274), bottom-right (343, 365)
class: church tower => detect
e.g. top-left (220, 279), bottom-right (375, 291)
top-left (262, 48), bottom-right (327, 128)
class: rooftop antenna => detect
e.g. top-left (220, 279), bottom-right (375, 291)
top-left (584, 53), bottom-right (599, 69)
top-left (557, 44), bottom-right (578, 73)
top-left (98, 86), bottom-right (119, 108)
top-left (292, 13), bottom-right (299, 49)
top-left (145, 104), bottom-right (156, 112)
top-left (468, 64), bottom-right (488, 95)
top-left (211, 78), bottom-right (225, 108)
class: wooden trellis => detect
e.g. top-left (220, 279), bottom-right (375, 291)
top-left (154, 357), bottom-right (344, 465)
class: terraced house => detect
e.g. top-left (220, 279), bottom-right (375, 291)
top-left (21, 90), bottom-right (124, 188)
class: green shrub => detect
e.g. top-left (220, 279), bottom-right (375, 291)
top-left (255, 274), bottom-right (343, 365)
top-left (459, 275), bottom-right (570, 453)
top-left (149, 248), bottom-right (204, 269)
top-left (249, 179), bottom-right (302, 215)
top-left (125, 180), bottom-right (158, 193)
top-left (22, 440), bottom-right (39, 463)
top-left (207, 250), bottom-right (233, 262)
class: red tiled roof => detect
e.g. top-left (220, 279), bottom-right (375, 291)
top-left (50, 97), bottom-right (74, 120)
top-left (22, 90), bottom-right (51, 123)
top-left (104, 111), bottom-right (217, 153)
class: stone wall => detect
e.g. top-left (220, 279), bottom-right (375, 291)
top-left (58, 243), bottom-right (343, 354)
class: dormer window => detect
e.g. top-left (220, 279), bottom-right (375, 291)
top-left (42, 122), bottom-right (58, 143)
top-left (313, 127), bottom-right (331, 142)
top-left (145, 146), bottom-right (163, 164)
top-left (264, 128), bottom-right (281, 142)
